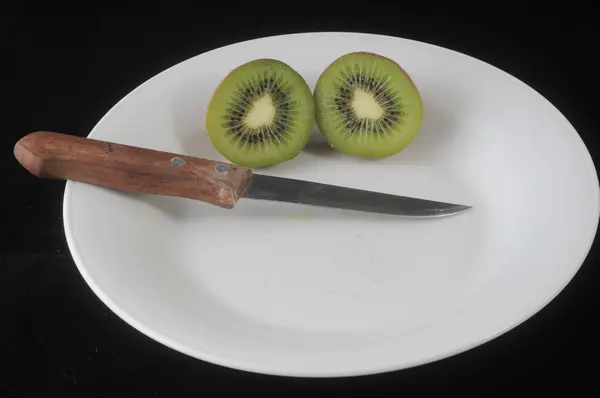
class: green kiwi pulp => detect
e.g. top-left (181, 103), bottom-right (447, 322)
top-left (205, 59), bottom-right (314, 168)
top-left (313, 52), bottom-right (423, 159)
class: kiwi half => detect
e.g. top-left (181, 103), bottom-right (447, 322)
top-left (205, 59), bottom-right (314, 168)
top-left (313, 52), bottom-right (423, 159)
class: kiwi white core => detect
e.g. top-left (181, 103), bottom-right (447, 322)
top-left (245, 95), bottom-right (275, 128)
top-left (352, 88), bottom-right (384, 120)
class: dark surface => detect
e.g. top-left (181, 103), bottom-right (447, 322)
top-left (3, 10), bottom-right (599, 396)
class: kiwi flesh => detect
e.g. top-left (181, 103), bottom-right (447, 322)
top-left (205, 59), bottom-right (314, 168)
top-left (313, 52), bottom-right (423, 159)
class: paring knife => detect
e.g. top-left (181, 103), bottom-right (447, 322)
top-left (14, 131), bottom-right (472, 218)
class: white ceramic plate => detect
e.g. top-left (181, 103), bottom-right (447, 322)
top-left (63, 32), bottom-right (599, 377)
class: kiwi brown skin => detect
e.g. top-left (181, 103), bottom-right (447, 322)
top-left (313, 51), bottom-right (424, 159)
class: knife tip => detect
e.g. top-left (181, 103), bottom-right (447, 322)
top-left (447, 204), bottom-right (473, 215)
top-left (422, 204), bottom-right (472, 218)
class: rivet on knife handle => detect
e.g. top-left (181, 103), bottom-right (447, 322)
top-left (13, 131), bottom-right (254, 209)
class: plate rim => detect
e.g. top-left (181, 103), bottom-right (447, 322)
top-left (62, 31), bottom-right (600, 377)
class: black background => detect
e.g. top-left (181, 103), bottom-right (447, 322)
top-left (3, 7), bottom-right (599, 396)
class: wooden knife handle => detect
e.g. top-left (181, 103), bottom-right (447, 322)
top-left (14, 131), bottom-right (254, 209)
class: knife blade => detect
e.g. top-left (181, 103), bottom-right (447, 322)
top-left (243, 174), bottom-right (471, 217)
top-left (14, 131), bottom-right (471, 218)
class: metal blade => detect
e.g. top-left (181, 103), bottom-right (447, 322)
top-left (241, 174), bottom-right (472, 218)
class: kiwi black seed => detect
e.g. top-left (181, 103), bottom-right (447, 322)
top-left (205, 59), bottom-right (314, 168)
top-left (313, 52), bottom-right (423, 158)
